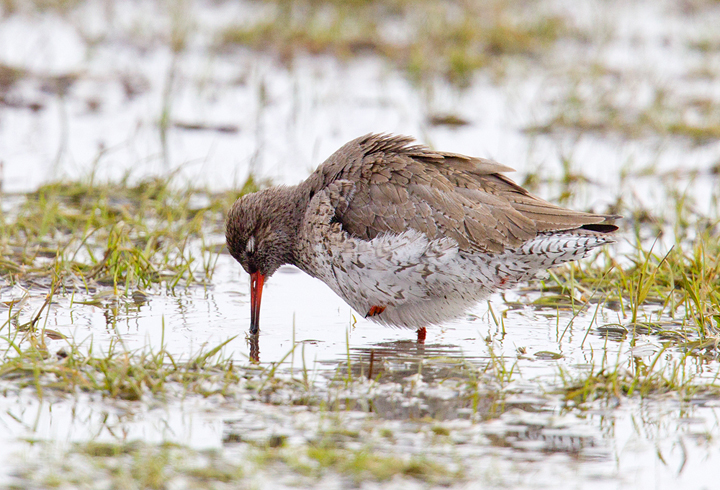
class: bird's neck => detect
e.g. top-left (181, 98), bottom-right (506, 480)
top-left (272, 185), bottom-right (311, 267)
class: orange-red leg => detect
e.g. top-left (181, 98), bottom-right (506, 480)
top-left (366, 305), bottom-right (386, 317)
top-left (417, 327), bottom-right (427, 343)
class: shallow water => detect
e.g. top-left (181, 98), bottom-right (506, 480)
top-left (1, 0), bottom-right (720, 488)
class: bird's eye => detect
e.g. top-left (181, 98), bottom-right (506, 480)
top-left (246, 236), bottom-right (256, 255)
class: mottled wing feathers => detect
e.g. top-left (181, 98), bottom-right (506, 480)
top-left (305, 133), bottom-right (615, 253)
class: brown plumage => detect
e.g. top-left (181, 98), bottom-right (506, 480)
top-left (226, 133), bottom-right (618, 335)
top-left (302, 134), bottom-right (615, 252)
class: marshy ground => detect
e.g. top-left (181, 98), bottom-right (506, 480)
top-left (1, 0), bottom-right (720, 488)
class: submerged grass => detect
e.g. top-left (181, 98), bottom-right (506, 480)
top-left (0, 174), bottom-right (257, 292)
top-left (527, 68), bottom-right (720, 145)
top-left (548, 228), bottom-right (720, 347)
top-left (0, 326), bottom-right (488, 488)
top-left (0, 329), bottom-right (242, 400)
top-left (559, 342), bottom-right (720, 404)
top-left (16, 438), bottom-right (462, 488)
top-left (217, 0), bottom-right (569, 86)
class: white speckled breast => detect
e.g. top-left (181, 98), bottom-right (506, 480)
top-left (296, 184), bottom-right (614, 329)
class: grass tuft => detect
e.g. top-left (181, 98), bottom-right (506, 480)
top-left (0, 175), bottom-right (258, 292)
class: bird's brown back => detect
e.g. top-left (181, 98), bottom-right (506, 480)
top-left (301, 134), bottom-right (616, 253)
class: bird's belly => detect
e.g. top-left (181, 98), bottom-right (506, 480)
top-left (302, 229), bottom-right (613, 329)
top-left (323, 259), bottom-right (496, 328)
top-left (305, 229), bottom-right (503, 328)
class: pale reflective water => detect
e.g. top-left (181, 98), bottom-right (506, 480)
top-left (1, 0), bottom-right (720, 488)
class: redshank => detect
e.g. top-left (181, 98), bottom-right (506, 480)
top-left (226, 134), bottom-right (618, 337)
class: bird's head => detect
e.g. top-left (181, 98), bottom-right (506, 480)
top-left (225, 187), bottom-right (301, 334)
